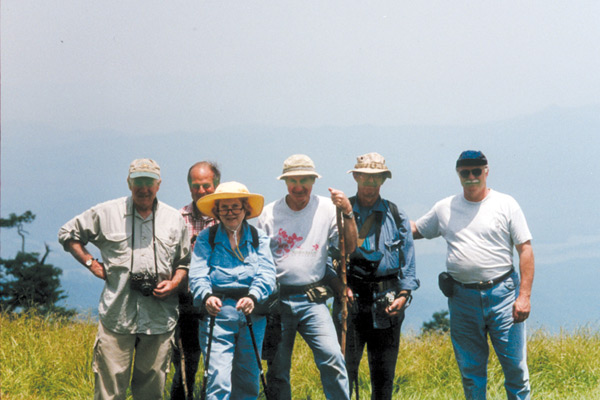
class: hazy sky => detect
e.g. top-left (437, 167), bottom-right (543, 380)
top-left (3, 1), bottom-right (599, 133)
top-left (2, 2), bottom-right (599, 331)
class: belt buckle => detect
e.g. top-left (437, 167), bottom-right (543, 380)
top-left (479, 279), bottom-right (494, 289)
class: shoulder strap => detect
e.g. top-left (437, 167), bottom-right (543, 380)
top-left (208, 224), bottom-right (219, 250)
top-left (384, 199), bottom-right (406, 278)
top-left (386, 200), bottom-right (403, 229)
top-left (208, 223), bottom-right (259, 250)
top-left (249, 225), bottom-right (259, 249)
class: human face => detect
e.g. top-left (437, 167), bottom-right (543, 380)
top-left (129, 177), bottom-right (161, 213)
top-left (189, 166), bottom-right (216, 204)
top-left (456, 166), bottom-right (489, 201)
top-left (216, 198), bottom-right (246, 231)
top-left (284, 175), bottom-right (315, 211)
top-left (354, 172), bottom-right (386, 207)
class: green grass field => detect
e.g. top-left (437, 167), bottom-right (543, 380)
top-left (1, 312), bottom-right (599, 399)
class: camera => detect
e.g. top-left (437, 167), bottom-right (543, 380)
top-left (374, 291), bottom-right (396, 312)
top-left (130, 272), bottom-right (158, 296)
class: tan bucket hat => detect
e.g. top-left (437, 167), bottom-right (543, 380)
top-left (277, 154), bottom-right (322, 180)
top-left (347, 152), bottom-right (392, 179)
top-left (196, 181), bottom-right (264, 219)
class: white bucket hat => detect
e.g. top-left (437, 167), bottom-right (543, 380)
top-left (277, 154), bottom-right (322, 180)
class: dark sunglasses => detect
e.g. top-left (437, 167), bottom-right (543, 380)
top-left (458, 168), bottom-right (485, 178)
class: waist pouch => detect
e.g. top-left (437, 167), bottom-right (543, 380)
top-left (348, 275), bottom-right (400, 302)
top-left (438, 272), bottom-right (455, 297)
top-left (280, 280), bottom-right (332, 303)
top-left (348, 255), bottom-right (381, 278)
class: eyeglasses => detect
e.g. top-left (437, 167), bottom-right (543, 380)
top-left (458, 168), bottom-right (485, 178)
top-left (217, 205), bottom-right (244, 215)
top-left (354, 173), bottom-right (386, 184)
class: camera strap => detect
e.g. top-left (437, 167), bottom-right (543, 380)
top-left (129, 199), bottom-right (159, 277)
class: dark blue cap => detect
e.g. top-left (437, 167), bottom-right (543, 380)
top-left (456, 150), bottom-right (487, 168)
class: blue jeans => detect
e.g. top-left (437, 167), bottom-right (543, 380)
top-left (199, 298), bottom-right (266, 400)
top-left (449, 270), bottom-right (530, 400)
top-left (266, 294), bottom-right (350, 400)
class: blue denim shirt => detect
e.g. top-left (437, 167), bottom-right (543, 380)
top-left (189, 221), bottom-right (276, 307)
top-left (352, 196), bottom-right (419, 291)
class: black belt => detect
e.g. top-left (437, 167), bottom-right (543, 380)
top-left (348, 274), bottom-right (399, 294)
top-left (213, 288), bottom-right (249, 301)
top-left (456, 269), bottom-right (514, 290)
top-left (280, 280), bottom-right (325, 297)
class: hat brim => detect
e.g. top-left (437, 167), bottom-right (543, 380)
top-left (197, 192), bottom-right (264, 219)
top-left (347, 168), bottom-right (392, 179)
top-left (277, 171), bottom-right (322, 180)
top-left (129, 172), bottom-right (160, 180)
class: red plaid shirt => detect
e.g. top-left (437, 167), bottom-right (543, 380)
top-left (179, 202), bottom-right (217, 250)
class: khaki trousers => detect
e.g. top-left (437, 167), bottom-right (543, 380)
top-left (93, 322), bottom-right (174, 400)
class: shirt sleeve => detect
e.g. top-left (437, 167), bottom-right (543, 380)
top-left (398, 214), bottom-right (420, 291)
top-left (57, 207), bottom-right (101, 250)
top-left (248, 228), bottom-right (277, 303)
top-left (188, 229), bottom-right (214, 307)
top-left (415, 204), bottom-right (441, 239)
top-left (173, 218), bottom-right (191, 270)
top-left (508, 197), bottom-right (533, 245)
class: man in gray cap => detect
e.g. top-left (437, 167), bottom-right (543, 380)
top-left (58, 158), bottom-right (191, 400)
top-left (334, 152), bottom-right (419, 400)
top-left (257, 154), bottom-right (357, 400)
top-left (411, 150), bottom-right (534, 400)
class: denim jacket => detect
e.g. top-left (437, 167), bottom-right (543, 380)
top-left (189, 221), bottom-right (276, 308)
top-left (351, 196), bottom-right (419, 292)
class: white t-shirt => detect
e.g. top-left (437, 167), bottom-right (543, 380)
top-left (415, 189), bottom-right (532, 283)
top-left (257, 194), bottom-right (338, 286)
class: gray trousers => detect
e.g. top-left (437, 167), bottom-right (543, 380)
top-left (93, 322), bottom-right (174, 400)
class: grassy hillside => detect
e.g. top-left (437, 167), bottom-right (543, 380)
top-left (1, 312), bottom-right (599, 399)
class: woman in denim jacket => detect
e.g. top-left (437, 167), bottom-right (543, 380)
top-left (189, 182), bottom-right (276, 400)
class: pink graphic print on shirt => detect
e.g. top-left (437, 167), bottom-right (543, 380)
top-left (274, 228), bottom-right (304, 256)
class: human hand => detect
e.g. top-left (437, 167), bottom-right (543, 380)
top-left (386, 296), bottom-right (408, 317)
top-left (328, 188), bottom-right (352, 214)
top-left (89, 260), bottom-right (106, 280)
top-left (153, 280), bottom-right (177, 299)
top-left (236, 297), bottom-right (255, 315)
top-left (513, 294), bottom-right (531, 323)
top-left (205, 296), bottom-right (222, 316)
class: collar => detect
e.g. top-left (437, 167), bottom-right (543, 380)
top-left (353, 195), bottom-right (385, 214)
top-left (125, 196), bottom-right (158, 219)
top-left (182, 202), bottom-right (214, 221)
top-left (212, 221), bottom-right (252, 246)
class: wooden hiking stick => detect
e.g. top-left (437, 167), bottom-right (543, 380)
top-left (177, 332), bottom-right (189, 399)
top-left (336, 208), bottom-right (348, 357)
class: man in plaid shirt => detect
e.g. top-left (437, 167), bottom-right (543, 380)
top-left (170, 161), bottom-right (221, 400)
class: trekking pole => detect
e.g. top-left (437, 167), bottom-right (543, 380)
top-left (336, 208), bottom-right (348, 357)
top-left (245, 314), bottom-right (270, 399)
top-left (176, 331), bottom-right (189, 400)
top-left (201, 315), bottom-right (216, 400)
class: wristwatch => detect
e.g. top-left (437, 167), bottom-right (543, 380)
top-left (342, 210), bottom-right (354, 219)
top-left (85, 258), bottom-right (95, 268)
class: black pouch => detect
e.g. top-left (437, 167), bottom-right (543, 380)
top-left (305, 285), bottom-right (333, 303)
top-left (438, 272), bottom-right (455, 298)
top-left (254, 292), bottom-right (279, 316)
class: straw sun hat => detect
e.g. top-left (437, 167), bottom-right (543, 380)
top-left (196, 181), bottom-right (264, 219)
